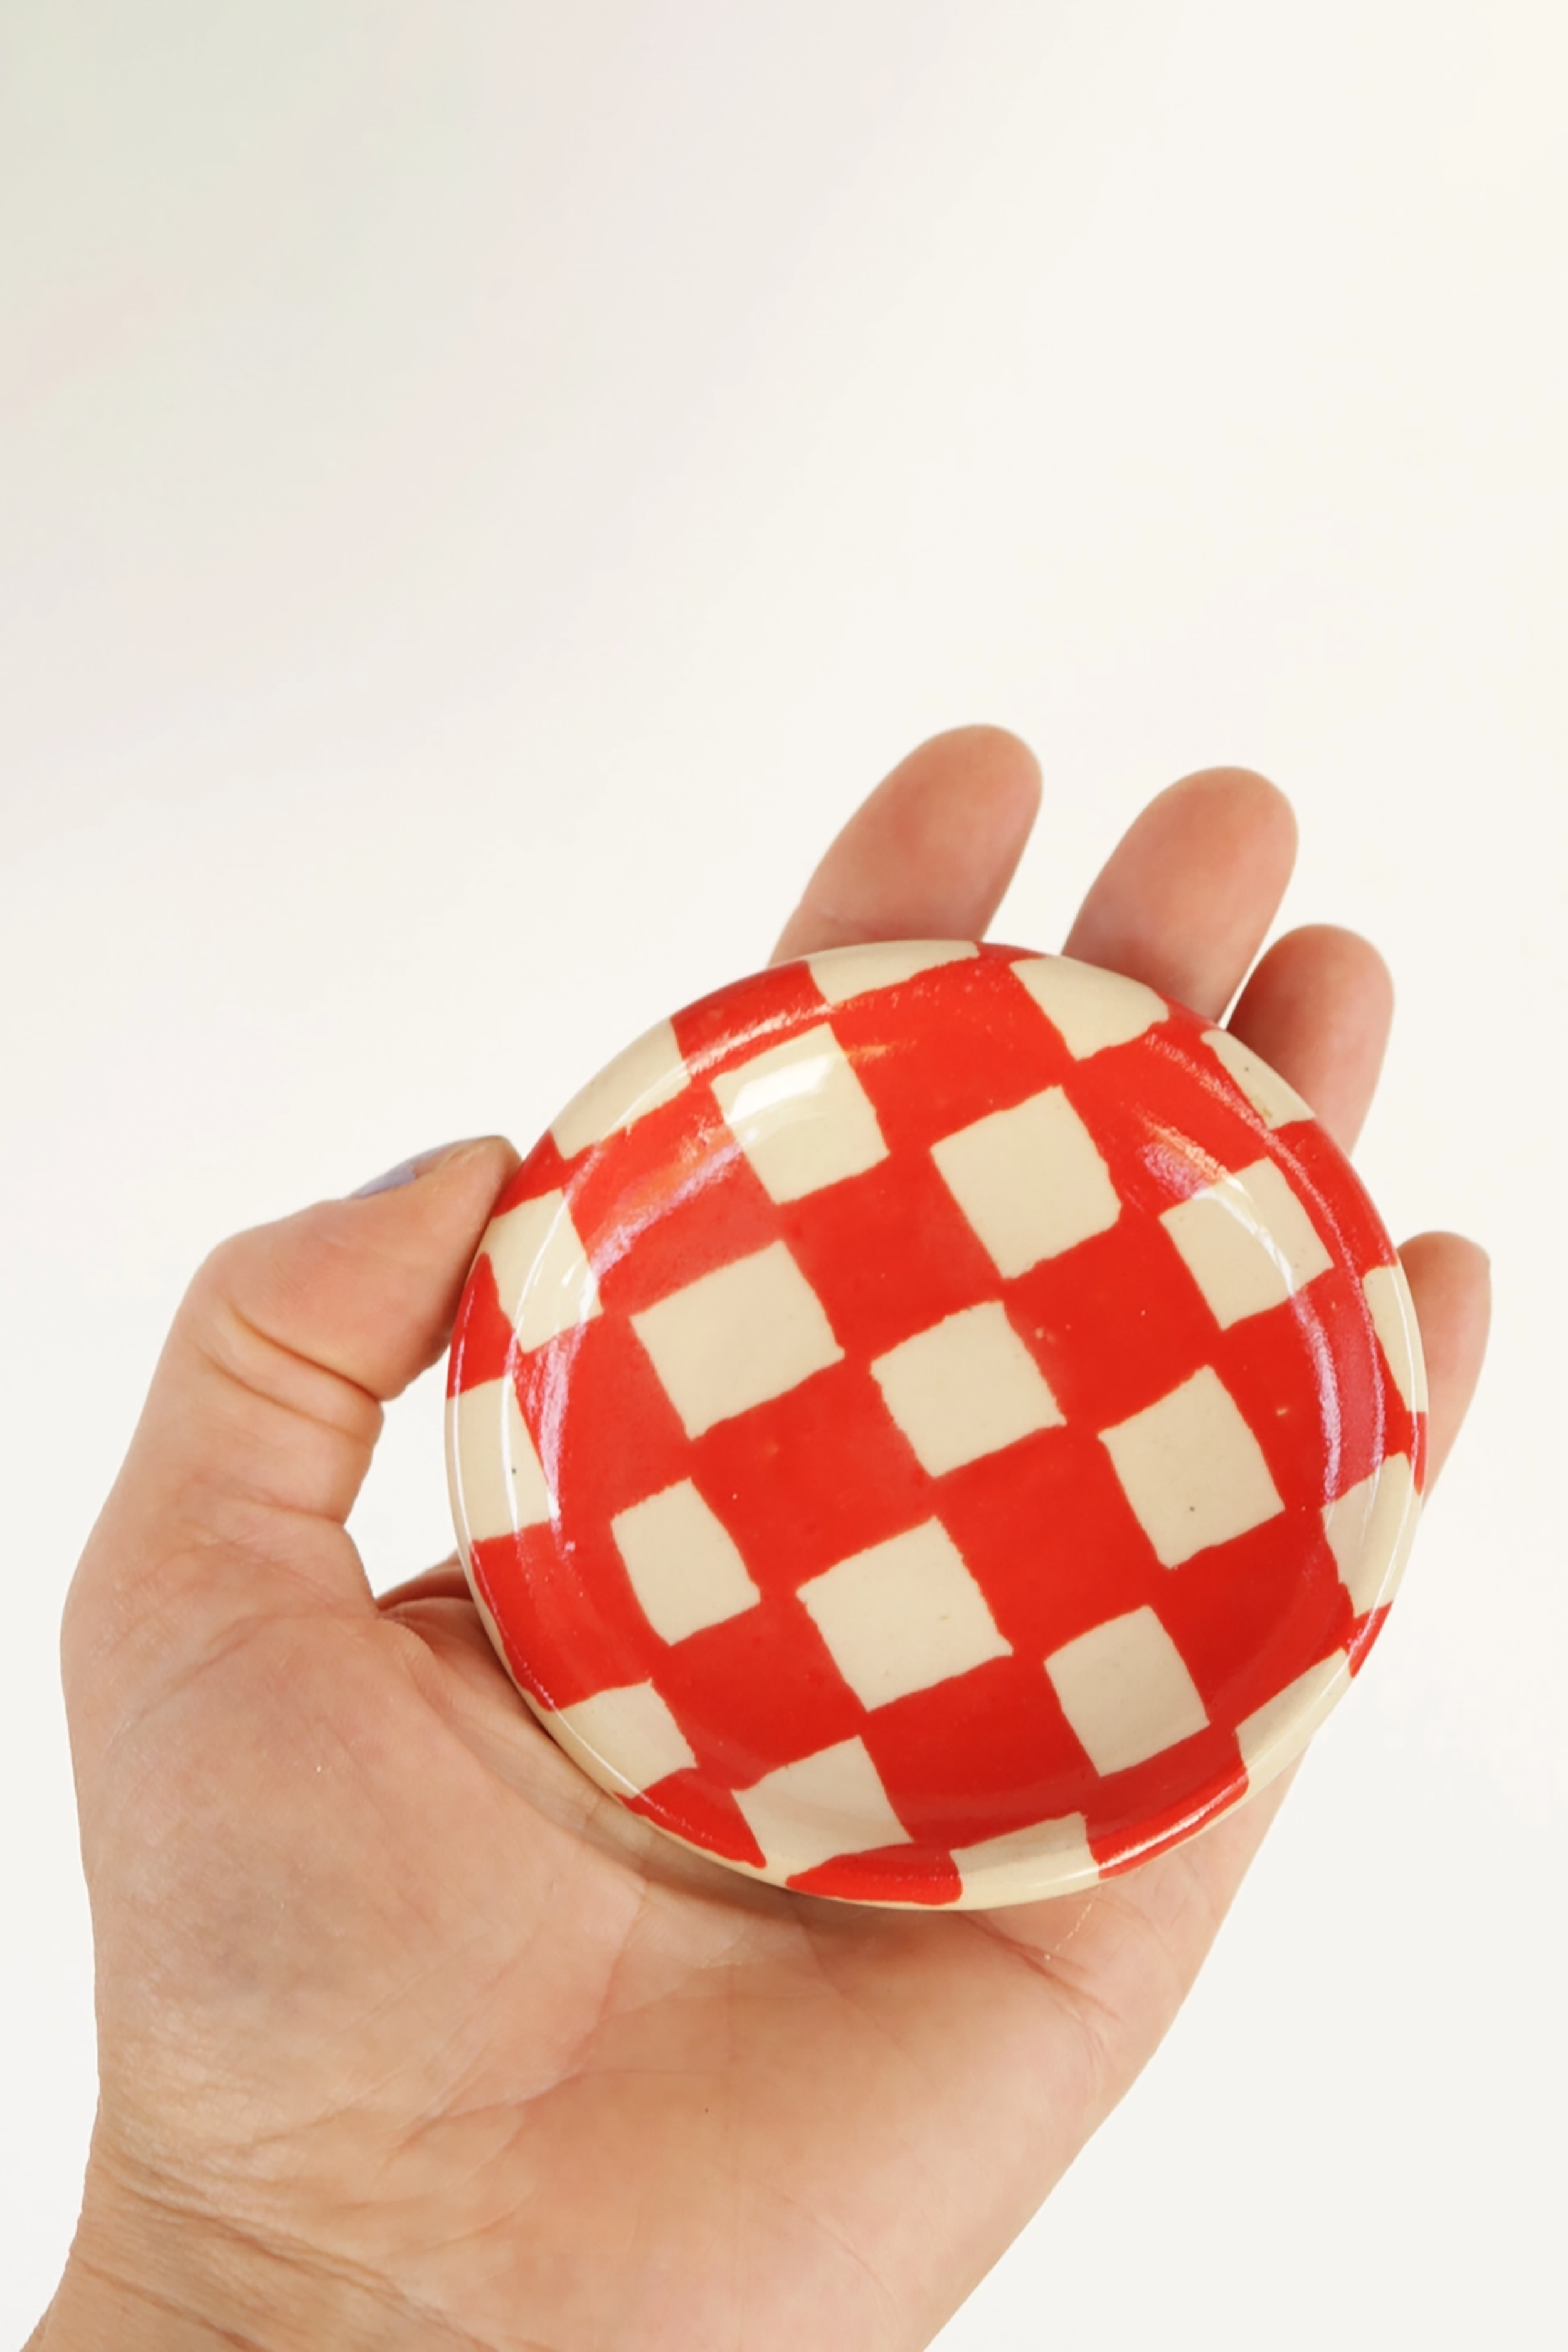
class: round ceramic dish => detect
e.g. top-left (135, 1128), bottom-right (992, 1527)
top-left (446, 941), bottom-right (1426, 1909)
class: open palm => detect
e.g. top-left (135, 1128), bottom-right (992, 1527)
top-left (43, 732), bottom-right (1488, 2352)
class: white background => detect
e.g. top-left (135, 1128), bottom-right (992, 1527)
top-left (2, 4), bottom-right (1563, 2343)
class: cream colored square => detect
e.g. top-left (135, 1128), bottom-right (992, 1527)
top-left (1011, 955), bottom-right (1166, 1059)
top-left (482, 1189), bottom-right (601, 1352)
top-left (711, 1023), bottom-right (887, 1203)
top-left (630, 1241), bottom-right (844, 1439)
top-left (545, 1680), bottom-right (696, 1799)
top-left (733, 1736), bottom-right (911, 1877)
top-left (1099, 1365), bottom-right (1285, 1568)
top-left (447, 1376), bottom-right (551, 1544)
top-left (871, 1301), bottom-right (1064, 1477)
top-left (550, 1018), bottom-right (691, 1158)
top-left (1202, 1028), bottom-right (1314, 1130)
top-left (930, 1087), bottom-right (1121, 1279)
top-left (807, 938), bottom-right (978, 1005)
top-left (1160, 1156), bottom-right (1333, 1330)
top-left (611, 1479), bottom-right (760, 1646)
top-left (950, 1814), bottom-right (1099, 1905)
top-left (1045, 1606), bottom-right (1209, 1777)
top-left (1322, 1454), bottom-right (1420, 1616)
top-left (1363, 1263), bottom-right (1429, 1413)
top-left (797, 1518), bottom-right (1012, 1710)
top-left (1236, 1652), bottom-right (1349, 1788)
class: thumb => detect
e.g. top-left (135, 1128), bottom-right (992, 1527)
top-left (63, 1136), bottom-right (516, 1734)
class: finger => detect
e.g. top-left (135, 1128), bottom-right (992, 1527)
top-left (1063, 768), bottom-right (1298, 1020)
top-left (377, 1557), bottom-right (471, 1610)
top-left (1398, 1231), bottom-right (1491, 1485)
top-left (1226, 925), bottom-right (1394, 1152)
top-left (66, 1138), bottom-right (517, 1675)
top-left (771, 725), bottom-right (1042, 963)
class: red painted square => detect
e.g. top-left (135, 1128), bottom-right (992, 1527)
top-left (692, 1357), bottom-right (935, 1596)
top-left (779, 1150), bottom-right (1002, 1362)
top-left (935, 1426), bottom-right (1157, 1663)
top-left (654, 1599), bottom-right (865, 1789)
top-left (865, 1655), bottom-right (1103, 1850)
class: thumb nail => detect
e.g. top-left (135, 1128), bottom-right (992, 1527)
top-left (349, 1140), bottom-right (472, 1199)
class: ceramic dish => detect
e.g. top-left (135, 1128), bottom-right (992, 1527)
top-left (446, 941), bottom-right (1425, 1907)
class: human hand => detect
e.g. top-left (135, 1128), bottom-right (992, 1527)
top-left (36, 731), bottom-right (1489, 2351)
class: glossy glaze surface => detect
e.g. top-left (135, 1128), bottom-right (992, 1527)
top-left (447, 942), bottom-right (1426, 1907)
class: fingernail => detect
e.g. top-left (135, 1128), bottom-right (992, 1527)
top-left (350, 1141), bottom-right (470, 1198)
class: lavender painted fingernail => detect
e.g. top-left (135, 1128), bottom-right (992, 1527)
top-left (350, 1142), bottom-right (465, 1198)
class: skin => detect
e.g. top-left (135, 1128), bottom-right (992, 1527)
top-left (34, 732), bottom-right (1490, 2350)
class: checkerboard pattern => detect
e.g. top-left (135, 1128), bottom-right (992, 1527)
top-left (448, 943), bottom-right (1426, 1909)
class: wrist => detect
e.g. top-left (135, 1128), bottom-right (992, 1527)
top-left (33, 2254), bottom-right (257, 2352)
top-left (36, 2164), bottom-right (444, 2352)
